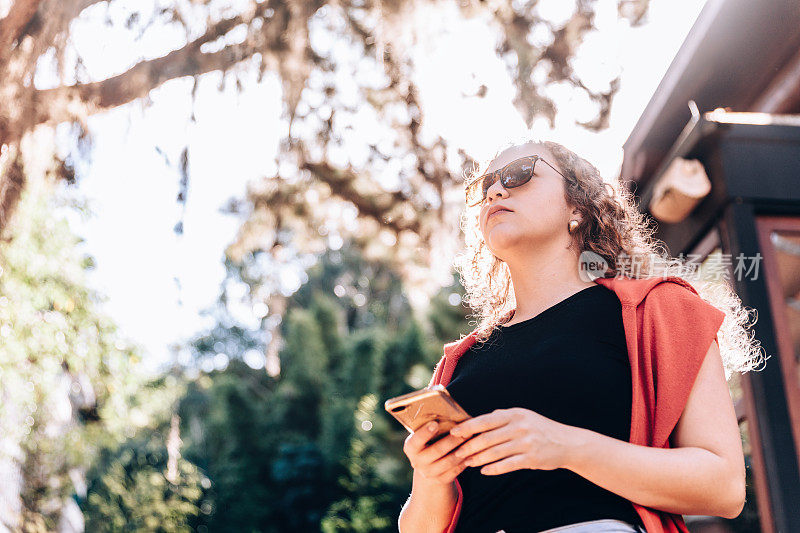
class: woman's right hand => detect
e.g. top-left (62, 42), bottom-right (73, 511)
top-left (403, 421), bottom-right (470, 485)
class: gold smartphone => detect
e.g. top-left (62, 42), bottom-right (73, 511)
top-left (384, 384), bottom-right (472, 444)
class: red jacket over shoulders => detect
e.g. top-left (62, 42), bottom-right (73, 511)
top-left (427, 275), bottom-right (727, 533)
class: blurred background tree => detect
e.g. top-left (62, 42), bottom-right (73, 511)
top-left (169, 241), bottom-right (468, 531)
top-left (0, 0), bottom-right (650, 350)
top-left (0, 138), bottom-right (187, 530)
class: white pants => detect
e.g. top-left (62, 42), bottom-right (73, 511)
top-left (536, 518), bottom-right (645, 533)
top-left (495, 518), bottom-right (646, 533)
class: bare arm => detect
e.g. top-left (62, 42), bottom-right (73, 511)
top-left (398, 471), bottom-right (458, 532)
top-left (566, 339), bottom-right (746, 518)
top-left (398, 421), bottom-right (469, 532)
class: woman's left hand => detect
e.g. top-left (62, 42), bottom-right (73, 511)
top-left (449, 407), bottom-right (579, 475)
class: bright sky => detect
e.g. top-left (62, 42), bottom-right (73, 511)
top-left (50, 0), bottom-right (708, 373)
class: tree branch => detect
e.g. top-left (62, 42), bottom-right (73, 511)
top-left (15, 1), bottom-right (280, 139)
top-left (37, 42), bottom-right (251, 119)
top-left (300, 158), bottom-right (422, 236)
top-left (0, 0), bottom-right (42, 55)
top-left (3, 0), bottom-right (110, 72)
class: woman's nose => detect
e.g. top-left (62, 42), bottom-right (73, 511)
top-left (485, 177), bottom-right (508, 201)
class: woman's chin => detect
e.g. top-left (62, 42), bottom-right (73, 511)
top-left (485, 228), bottom-right (524, 251)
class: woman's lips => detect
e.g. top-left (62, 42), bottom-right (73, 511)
top-left (488, 209), bottom-right (512, 221)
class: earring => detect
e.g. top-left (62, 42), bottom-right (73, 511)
top-left (568, 220), bottom-right (579, 233)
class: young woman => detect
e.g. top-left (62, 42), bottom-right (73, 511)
top-left (397, 139), bottom-right (764, 533)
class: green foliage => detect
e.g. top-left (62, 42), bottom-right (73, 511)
top-left (178, 360), bottom-right (334, 531)
top-left (169, 240), bottom-right (471, 531)
top-left (0, 179), bottom-right (158, 528)
top-left (3, 181), bottom-right (470, 531)
top-left (82, 424), bottom-right (206, 532)
top-left (426, 270), bottom-right (473, 345)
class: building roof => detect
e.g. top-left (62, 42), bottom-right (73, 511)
top-left (621, 0), bottom-right (800, 189)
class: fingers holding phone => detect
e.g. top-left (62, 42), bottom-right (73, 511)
top-left (403, 420), bottom-right (470, 485)
top-left (385, 385), bottom-right (473, 485)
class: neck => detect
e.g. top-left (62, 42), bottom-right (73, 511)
top-left (503, 237), bottom-right (595, 323)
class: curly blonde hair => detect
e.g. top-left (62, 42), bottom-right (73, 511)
top-left (453, 137), bottom-right (766, 380)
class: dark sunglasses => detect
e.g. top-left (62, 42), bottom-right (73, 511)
top-left (465, 155), bottom-right (571, 207)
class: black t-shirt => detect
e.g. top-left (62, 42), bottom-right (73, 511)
top-left (446, 284), bottom-right (644, 533)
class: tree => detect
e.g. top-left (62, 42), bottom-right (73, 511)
top-left (0, 140), bottom-right (171, 530)
top-left (1, 0), bottom-right (652, 332)
top-left (81, 391), bottom-right (207, 533)
top-left (171, 236), bottom-right (471, 530)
